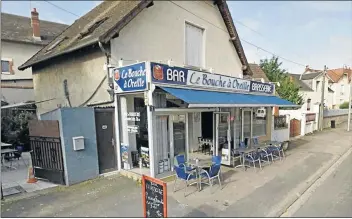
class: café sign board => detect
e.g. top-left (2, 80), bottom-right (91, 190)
top-left (150, 62), bottom-right (274, 94)
top-left (114, 62), bottom-right (147, 93)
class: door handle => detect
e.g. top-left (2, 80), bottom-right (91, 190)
top-left (112, 138), bottom-right (115, 146)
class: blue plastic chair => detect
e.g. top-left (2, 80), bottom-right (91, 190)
top-left (267, 142), bottom-right (285, 161)
top-left (173, 165), bottom-right (197, 196)
top-left (200, 164), bottom-right (222, 191)
top-left (244, 151), bottom-right (262, 170)
top-left (252, 137), bottom-right (259, 146)
top-left (239, 141), bottom-right (246, 149)
top-left (212, 155), bottom-right (222, 165)
top-left (175, 154), bottom-right (193, 172)
top-left (231, 141), bottom-right (247, 166)
top-left (253, 138), bottom-right (273, 164)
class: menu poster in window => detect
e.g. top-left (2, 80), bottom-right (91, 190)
top-left (127, 112), bottom-right (141, 122)
top-left (142, 175), bottom-right (167, 218)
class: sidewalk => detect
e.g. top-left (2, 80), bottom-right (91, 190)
top-left (1, 123), bottom-right (351, 217)
top-left (169, 122), bottom-right (352, 217)
top-left (1, 152), bottom-right (57, 197)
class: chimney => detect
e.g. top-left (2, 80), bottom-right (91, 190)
top-left (31, 8), bottom-right (41, 40)
top-left (305, 65), bottom-right (310, 72)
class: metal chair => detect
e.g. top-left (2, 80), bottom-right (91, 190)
top-left (253, 138), bottom-right (273, 164)
top-left (200, 164), bottom-right (222, 191)
top-left (267, 142), bottom-right (285, 161)
top-left (173, 165), bottom-right (197, 196)
top-left (175, 154), bottom-right (193, 172)
top-left (244, 150), bottom-right (262, 170)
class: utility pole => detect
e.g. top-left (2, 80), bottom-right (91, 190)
top-left (319, 65), bottom-right (327, 131)
top-left (348, 78), bottom-right (352, 131)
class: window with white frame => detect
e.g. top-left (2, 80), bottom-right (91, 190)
top-left (1, 59), bottom-right (14, 74)
top-left (185, 22), bottom-right (204, 68)
top-left (341, 84), bottom-right (344, 95)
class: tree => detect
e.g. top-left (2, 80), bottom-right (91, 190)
top-left (1, 110), bottom-right (36, 151)
top-left (339, 101), bottom-right (350, 109)
top-left (260, 56), bottom-right (303, 105)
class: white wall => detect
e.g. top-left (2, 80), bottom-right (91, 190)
top-left (331, 75), bottom-right (351, 107)
top-left (271, 115), bottom-right (290, 142)
top-left (1, 41), bottom-right (42, 80)
top-left (111, 1), bottom-right (243, 77)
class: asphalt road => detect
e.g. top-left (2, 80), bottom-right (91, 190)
top-left (292, 150), bottom-right (352, 217)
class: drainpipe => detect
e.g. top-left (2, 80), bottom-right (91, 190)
top-left (98, 41), bottom-right (114, 102)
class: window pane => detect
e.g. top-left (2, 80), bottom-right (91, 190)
top-left (1, 60), bottom-right (10, 73)
top-left (253, 108), bottom-right (267, 137)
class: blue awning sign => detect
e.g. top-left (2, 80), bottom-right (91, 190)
top-left (159, 87), bottom-right (297, 108)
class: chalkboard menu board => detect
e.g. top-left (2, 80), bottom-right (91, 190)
top-left (142, 175), bottom-right (167, 218)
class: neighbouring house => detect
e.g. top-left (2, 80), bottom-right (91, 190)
top-left (248, 63), bottom-right (270, 82)
top-left (1, 9), bottom-right (68, 105)
top-left (326, 67), bottom-right (352, 108)
top-left (288, 66), bottom-right (334, 111)
top-left (18, 0), bottom-right (295, 184)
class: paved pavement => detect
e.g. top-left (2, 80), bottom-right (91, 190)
top-left (292, 151), bottom-right (352, 217)
top-left (1, 122), bottom-right (351, 217)
top-left (1, 152), bottom-right (57, 196)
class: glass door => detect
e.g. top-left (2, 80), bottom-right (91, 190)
top-left (214, 112), bottom-right (231, 164)
top-left (169, 114), bottom-right (187, 169)
top-left (242, 109), bottom-right (253, 146)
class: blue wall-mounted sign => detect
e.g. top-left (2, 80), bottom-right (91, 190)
top-left (151, 62), bottom-right (187, 85)
top-left (249, 81), bottom-right (274, 94)
top-left (114, 62), bottom-right (147, 93)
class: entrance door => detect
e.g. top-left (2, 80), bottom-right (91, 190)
top-left (172, 114), bottom-right (187, 157)
top-left (95, 110), bottom-right (117, 174)
top-left (214, 112), bottom-right (231, 158)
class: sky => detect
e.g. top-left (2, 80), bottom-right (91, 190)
top-left (2, 1), bottom-right (351, 74)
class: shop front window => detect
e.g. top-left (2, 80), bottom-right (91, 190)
top-left (253, 108), bottom-right (267, 137)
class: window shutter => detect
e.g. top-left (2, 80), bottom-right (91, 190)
top-left (185, 23), bottom-right (204, 68)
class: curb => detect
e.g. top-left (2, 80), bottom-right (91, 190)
top-left (273, 144), bottom-right (352, 217)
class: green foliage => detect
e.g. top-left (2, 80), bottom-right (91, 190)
top-left (1, 110), bottom-right (36, 150)
top-left (339, 101), bottom-right (350, 109)
top-left (260, 56), bottom-right (303, 105)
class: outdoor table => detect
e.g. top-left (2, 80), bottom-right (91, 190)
top-left (188, 158), bottom-right (212, 191)
top-left (1, 148), bottom-right (18, 169)
top-left (234, 147), bottom-right (257, 170)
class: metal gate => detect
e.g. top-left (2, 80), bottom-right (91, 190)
top-left (28, 120), bottom-right (65, 185)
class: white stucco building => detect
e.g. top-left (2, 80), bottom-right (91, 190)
top-left (19, 1), bottom-right (296, 180)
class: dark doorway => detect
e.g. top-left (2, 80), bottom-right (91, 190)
top-left (201, 112), bottom-right (213, 139)
top-left (95, 109), bottom-right (117, 174)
